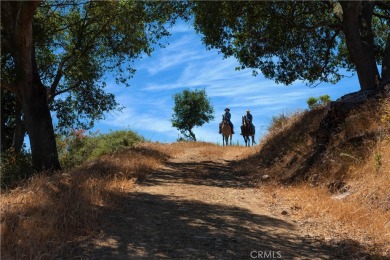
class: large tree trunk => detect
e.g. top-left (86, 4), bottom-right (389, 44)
top-left (341, 1), bottom-right (380, 92)
top-left (12, 100), bottom-right (25, 153)
top-left (382, 33), bottom-right (390, 87)
top-left (2, 1), bottom-right (61, 171)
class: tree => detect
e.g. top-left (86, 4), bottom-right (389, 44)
top-left (319, 94), bottom-right (331, 105)
top-left (307, 95), bottom-right (331, 109)
top-left (171, 89), bottom-right (214, 141)
top-left (190, 1), bottom-right (390, 92)
top-left (1, 1), bottom-right (186, 171)
top-left (306, 97), bottom-right (320, 110)
top-left (1, 1), bottom-right (60, 171)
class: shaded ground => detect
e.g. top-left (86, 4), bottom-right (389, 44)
top-left (67, 145), bottom-right (374, 259)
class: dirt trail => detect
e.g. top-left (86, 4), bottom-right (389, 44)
top-left (69, 145), bottom-right (357, 259)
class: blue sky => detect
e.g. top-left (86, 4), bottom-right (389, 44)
top-left (92, 21), bottom-right (360, 145)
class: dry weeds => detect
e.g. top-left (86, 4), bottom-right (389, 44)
top-left (0, 142), bottom-right (256, 259)
top-left (252, 97), bottom-right (390, 256)
top-left (1, 98), bottom-right (389, 258)
top-left (0, 146), bottom-right (170, 259)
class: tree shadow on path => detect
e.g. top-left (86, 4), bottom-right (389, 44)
top-left (140, 160), bottom-right (257, 189)
top-left (68, 191), bottom-right (375, 259)
top-left (65, 149), bottom-right (380, 259)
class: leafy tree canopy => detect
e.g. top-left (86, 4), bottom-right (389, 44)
top-left (171, 89), bottom-right (214, 141)
top-left (1, 0), bottom-right (187, 136)
top-left (190, 1), bottom-right (390, 90)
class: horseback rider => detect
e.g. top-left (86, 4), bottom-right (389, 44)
top-left (241, 109), bottom-right (255, 135)
top-left (219, 108), bottom-right (234, 134)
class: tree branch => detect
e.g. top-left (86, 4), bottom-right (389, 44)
top-left (321, 29), bottom-right (341, 71)
top-left (50, 57), bottom-right (70, 94)
top-left (50, 79), bottom-right (82, 102)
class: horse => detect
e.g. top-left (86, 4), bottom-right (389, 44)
top-left (221, 115), bottom-right (233, 146)
top-left (241, 116), bottom-right (256, 147)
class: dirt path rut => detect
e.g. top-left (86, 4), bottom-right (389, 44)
top-left (70, 146), bottom-right (345, 259)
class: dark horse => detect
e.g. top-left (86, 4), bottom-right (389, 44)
top-left (221, 115), bottom-right (233, 146)
top-left (241, 116), bottom-right (256, 147)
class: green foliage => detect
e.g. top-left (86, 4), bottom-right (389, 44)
top-left (171, 89), bottom-right (214, 141)
top-left (1, 1), bottom-right (188, 137)
top-left (307, 95), bottom-right (331, 109)
top-left (58, 130), bottom-right (144, 168)
top-left (307, 97), bottom-right (319, 110)
top-left (319, 94), bottom-right (331, 105)
top-left (0, 148), bottom-right (33, 190)
top-left (190, 2), bottom-right (389, 88)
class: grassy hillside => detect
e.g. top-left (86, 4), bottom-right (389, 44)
top-left (1, 96), bottom-right (389, 258)
top-left (235, 95), bottom-right (390, 255)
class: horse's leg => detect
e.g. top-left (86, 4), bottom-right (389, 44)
top-left (229, 134), bottom-right (232, 145)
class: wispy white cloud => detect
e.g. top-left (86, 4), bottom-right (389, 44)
top-left (138, 35), bottom-right (206, 76)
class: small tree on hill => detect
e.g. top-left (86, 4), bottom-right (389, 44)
top-left (307, 97), bottom-right (320, 110)
top-left (171, 89), bottom-right (214, 141)
top-left (307, 94), bottom-right (331, 109)
top-left (319, 94), bottom-right (331, 105)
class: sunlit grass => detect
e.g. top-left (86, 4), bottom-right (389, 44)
top-left (1, 98), bottom-right (389, 258)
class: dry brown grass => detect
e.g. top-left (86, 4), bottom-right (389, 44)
top-left (0, 141), bottom-right (255, 259)
top-left (260, 183), bottom-right (390, 254)
top-left (1, 97), bottom-right (389, 258)
top-left (248, 96), bottom-right (390, 255)
top-left (234, 107), bottom-right (325, 182)
top-left (0, 146), bottom-right (170, 259)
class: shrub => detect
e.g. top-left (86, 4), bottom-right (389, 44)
top-left (58, 130), bottom-right (144, 168)
top-left (0, 148), bottom-right (33, 189)
top-left (319, 94), bottom-right (331, 105)
top-left (307, 95), bottom-right (331, 109)
top-left (307, 97), bottom-right (319, 109)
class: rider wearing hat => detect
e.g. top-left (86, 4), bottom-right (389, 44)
top-left (241, 109), bottom-right (254, 135)
top-left (219, 108), bottom-right (234, 134)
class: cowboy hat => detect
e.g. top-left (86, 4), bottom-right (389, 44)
top-left (246, 109), bottom-right (250, 112)
top-left (225, 108), bottom-right (230, 111)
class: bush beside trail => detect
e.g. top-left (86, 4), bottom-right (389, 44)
top-left (57, 130), bottom-right (145, 169)
top-left (1, 130), bottom-right (144, 189)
